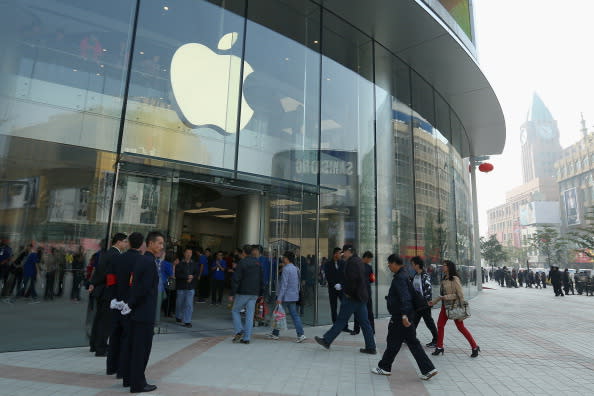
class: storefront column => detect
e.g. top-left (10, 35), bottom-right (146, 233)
top-left (238, 193), bottom-right (262, 246)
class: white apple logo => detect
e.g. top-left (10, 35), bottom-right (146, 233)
top-left (170, 32), bottom-right (254, 134)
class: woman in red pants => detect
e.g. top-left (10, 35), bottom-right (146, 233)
top-left (429, 260), bottom-right (480, 358)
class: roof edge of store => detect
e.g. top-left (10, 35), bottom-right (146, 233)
top-left (321, 0), bottom-right (506, 157)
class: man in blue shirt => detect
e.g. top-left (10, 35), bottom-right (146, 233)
top-left (210, 251), bottom-right (227, 304)
top-left (371, 254), bottom-right (437, 380)
top-left (196, 248), bottom-right (210, 303)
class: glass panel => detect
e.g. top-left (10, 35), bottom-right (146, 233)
top-left (238, 0), bottom-right (321, 185)
top-left (411, 71), bottom-right (435, 127)
top-left (267, 187), bottom-right (318, 325)
top-left (317, 12), bottom-right (375, 325)
top-left (122, 0), bottom-right (246, 169)
top-left (374, 45), bottom-right (415, 316)
top-left (0, 0), bottom-right (134, 352)
top-left (435, 93), bottom-right (451, 142)
top-left (0, 0), bottom-right (134, 151)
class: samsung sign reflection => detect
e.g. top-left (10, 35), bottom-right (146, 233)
top-left (295, 159), bottom-right (354, 176)
top-left (272, 150), bottom-right (357, 187)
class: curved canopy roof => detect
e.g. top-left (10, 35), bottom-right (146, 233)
top-left (324, 0), bottom-right (507, 156)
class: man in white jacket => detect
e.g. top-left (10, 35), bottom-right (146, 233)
top-left (267, 251), bottom-right (306, 343)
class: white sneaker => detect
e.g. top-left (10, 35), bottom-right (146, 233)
top-left (419, 369), bottom-right (438, 380)
top-left (370, 367), bottom-right (391, 376)
top-left (295, 334), bottom-right (307, 343)
top-left (266, 333), bottom-right (279, 340)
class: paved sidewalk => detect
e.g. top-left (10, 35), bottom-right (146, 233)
top-left (0, 284), bottom-right (593, 395)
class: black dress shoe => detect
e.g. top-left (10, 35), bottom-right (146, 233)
top-left (359, 348), bottom-right (377, 355)
top-left (123, 380), bottom-right (130, 387)
top-left (350, 330), bottom-right (360, 335)
top-left (130, 384), bottom-right (157, 393)
top-left (95, 352), bottom-right (107, 357)
top-left (106, 369), bottom-right (117, 375)
top-left (341, 328), bottom-right (353, 333)
top-left (314, 336), bottom-right (330, 350)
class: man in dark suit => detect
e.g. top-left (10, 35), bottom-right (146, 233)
top-left (126, 231), bottom-right (164, 393)
top-left (322, 247), bottom-right (352, 333)
top-left (315, 245), bottom-right (376, 354)
top-left (89, 233), bottom-right (127, 356)
top-left (106, 232), bottom-right (143, 382)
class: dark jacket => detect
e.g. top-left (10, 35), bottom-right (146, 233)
top-left (231, 256), bottom-right (264, 296)
top-left (323, 258), bottom-right (346, 287)
top-left (549, 268), bottom-right (561, 284)
top-left (411, 271), bottom-right (433, 301)
top-left (129, 251), bottom-right (159, 324)
top-left (343, 255), bottom-right (368, 303)
top-left (90, 246), bottom-right (121, 300)
top-left (175, 260), bottom-right (199, 290)
top-left (114, 249), bottom-right (140, 303)
top-left (386, 267), bottom-right (414, 318)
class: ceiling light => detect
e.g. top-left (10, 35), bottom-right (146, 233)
top-left (307, 217), bottom-right (328, 221)
top-left (163, 6), bottom-right (169, 11)
top-left (284, 57), bottom-right (289, 61)
top-left (214, 214), bottom-right (236, 218)
top-left (100, 64), bottom-right (104, 68)
top-left (184, 207), bottom-right (227, 214)
top-left (102, 48), bottom-right (107, 52)
top-left (72, 69), bottom-right (77, 72)
top-left (139, 51), bottom-right (144, 55)
top-left (270, 199), bottom-right (301, 206)
top-left (282, 210), bottom-right (310, 215)
top-left (313, 40), bottom-right (319, 44)
top-left (96, 73), bottom-right (101, 76)
top-left (270, 218), bottom-right (288, 222)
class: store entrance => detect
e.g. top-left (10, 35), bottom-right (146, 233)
top-left (115, 155), bottom-right (319, 334)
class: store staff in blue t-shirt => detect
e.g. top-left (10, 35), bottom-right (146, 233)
top-left (210, 251), bottom-right (227, 304)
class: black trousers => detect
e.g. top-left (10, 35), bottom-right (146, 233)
top-left (107, 310), bottom-right (130, 376)
top-left (553, 282), bottom-right (563, 296)
top-left (353, 297), bottom-right (375, 333)
top-left (378, 317), bottom-right (435, 374)
top-left (162, 289), bottom-right (176, 317)
top-left (90, 298), bottom-right (111, 354)
top-left (413, 307), bottom-right (438, 342)
top-left (198, 276), bottom-right (210, 300)
top-left (328, 287), bottom-right (341, 323)
top-left (129, 321), bottom-right (154, 391)
top-left (211, 279), bottom-right (224, 303)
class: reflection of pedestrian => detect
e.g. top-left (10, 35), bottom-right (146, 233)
top-left (44, 248), bottom-right (58, 300)
top-left (353, 251), bottom-right (375, 335)
top-left (410, 256), bottom-right (438, 347)
top-left (80, 34), bottom-right (103, 61)
top-left (562, 269), bottom-right (574, 295)
top-left (18, 245), bottom-right (40, 301)
top-left (322, 248), bottom-right (351, 333)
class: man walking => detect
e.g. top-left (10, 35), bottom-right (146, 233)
top-left (315, 245), bottom-right (376, 354)
top-left (229, 244), bottom-right (263, 344)
top-left (549, 266), bottom-right (563, 296)
top-left (106, 232), bottom-right (143, 381)
top-left (352, 251), bottom-right (375, 335)
top-left (410, 256), bottom-right (438, 347)
top-left (371, 254), bottom-right (437, 380)
top-left (89, 233), bottom-right (127, 356)
top-left (322, 247), bottom-right (352, 333)
top-left (127, 231), bottom-right (164, 393)
top-left (175, 248), bottom-right (199, 327)
top-left (267, 251), bottom-right (306, 343)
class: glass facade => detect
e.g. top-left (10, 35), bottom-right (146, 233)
top-left (1, 0), bottom-right (478, 352)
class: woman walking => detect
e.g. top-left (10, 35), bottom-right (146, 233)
top-left (429, 260), bottom-right (480, 358)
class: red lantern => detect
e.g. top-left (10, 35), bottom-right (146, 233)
top-left (478, 162), bottom-right (494, 173)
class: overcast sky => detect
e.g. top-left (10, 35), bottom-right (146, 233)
top-left (472, 0), bottom-right (594, 236)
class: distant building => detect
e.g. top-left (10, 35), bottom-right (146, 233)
top-left (487, 94), bottom-right (562, 249)
top-left (555, 114), bottom-right (594, 231)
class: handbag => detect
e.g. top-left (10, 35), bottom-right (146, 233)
top-left (445, 298), bottom-right (470, 321)
top-left (271, 303), bottom-right (288, 330)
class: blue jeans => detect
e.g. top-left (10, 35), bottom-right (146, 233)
top-left (231, 294), bottom-right (257, 341)
top-left (272, 302), bottom-right (304, 337)
top-left (323, 297), bottom-right (375, 350)
top-left (176, 289), bottom-right (194, 323)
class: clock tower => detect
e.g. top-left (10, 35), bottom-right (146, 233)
top-left (520, 93), bottom-right (562, 183)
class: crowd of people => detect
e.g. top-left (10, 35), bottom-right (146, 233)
top-left (2, 232), bottom-right (487, 390)
top-left (485, 265), bottom-right (588, 297)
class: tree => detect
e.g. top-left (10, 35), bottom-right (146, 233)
top-left (528, 226), bottom-right (567, 267)
top-left (480, 234), bottom-right (507, 271)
